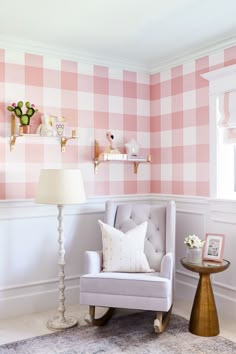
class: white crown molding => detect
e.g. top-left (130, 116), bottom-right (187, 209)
top-left (0, 32), bottom-right (236, 75)
top-left (0, 35), bottom-right (149, 73)
top-left (149, 32), bottom-right (236, 74)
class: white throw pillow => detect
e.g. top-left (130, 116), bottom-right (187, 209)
top-left (98, 220), bottom-right (153, 272)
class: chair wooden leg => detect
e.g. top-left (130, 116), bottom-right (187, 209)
top-left (153, 304), bottom-right (173, 333)
top-left (84, 306), bottom-right (115, 326)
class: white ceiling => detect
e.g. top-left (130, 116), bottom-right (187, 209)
top-left (0, 0), bottom-right (236, 71)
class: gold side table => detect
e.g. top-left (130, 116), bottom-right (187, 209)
top-left (180, 258), bottom-right (230, 337)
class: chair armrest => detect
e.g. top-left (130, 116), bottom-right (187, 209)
top-left (159, 252), bottom-right (173, 279)
top-left (84, 251), bottom-right (103, 274)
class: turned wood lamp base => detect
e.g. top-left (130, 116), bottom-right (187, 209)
top-left (47, 315), bottom-right (78, 330)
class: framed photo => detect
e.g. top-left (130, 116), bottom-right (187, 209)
top-left (203, 233), bottom-right (225, 262)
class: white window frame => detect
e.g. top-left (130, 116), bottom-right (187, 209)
top-left (202, 64), bottom-right (236, 199)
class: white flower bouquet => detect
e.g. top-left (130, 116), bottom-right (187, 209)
top-left (184, 234), bottom-right (205, 249)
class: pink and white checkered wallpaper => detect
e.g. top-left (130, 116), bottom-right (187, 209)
top-left (0, 45), bottom-right (236, 200)
top-left (0, 49), bottom-right (150, 200)
top-left (150, 45), bottom-right (236, 197)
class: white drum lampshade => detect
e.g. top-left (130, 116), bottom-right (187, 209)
top-left (35, 169), bottom-right (86, 205)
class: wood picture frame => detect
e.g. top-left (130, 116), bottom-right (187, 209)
top-left (203, 233), bottom-right (225, 262)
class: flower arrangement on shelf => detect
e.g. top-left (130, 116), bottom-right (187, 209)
top-left (184, 234), bottom-right (205, 249)
top-left (7, 101), bottom-right (38, 126)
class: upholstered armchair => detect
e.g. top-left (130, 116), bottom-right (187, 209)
top-left (80, 200), bottom-right (176, 333)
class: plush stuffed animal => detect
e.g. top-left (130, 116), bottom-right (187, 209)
top-left (36, 114), bottom-right (56, 137)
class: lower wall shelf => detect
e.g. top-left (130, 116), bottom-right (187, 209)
top-left (94, 140), bottom-right (151, 174)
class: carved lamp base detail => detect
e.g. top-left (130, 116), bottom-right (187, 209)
top-left (47, 315), bottom-right (78, 330)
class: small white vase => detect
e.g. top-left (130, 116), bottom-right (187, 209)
top-left (186, 247), bottom-right (202, 264)
top-left (125, 139), bottom-right (140, 156)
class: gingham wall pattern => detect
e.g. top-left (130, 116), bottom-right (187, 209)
top-left (0, 45), bottom-right (236, 200)
top-left (150, 45), bottom-right (236, 197)
top-left (0, 49), bottom-right (151, 200)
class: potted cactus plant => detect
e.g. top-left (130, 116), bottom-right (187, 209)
top-left (7, 101), bottom-right (38, 134)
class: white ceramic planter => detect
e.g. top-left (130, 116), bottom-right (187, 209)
top-left (186, 247), bottom-right (202, 264)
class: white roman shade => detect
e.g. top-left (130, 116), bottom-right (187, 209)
top-left (217, 91), bottom-right (236, 144)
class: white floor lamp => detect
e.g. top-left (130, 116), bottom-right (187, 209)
top-left (35, 169), bottom-right (86, 330)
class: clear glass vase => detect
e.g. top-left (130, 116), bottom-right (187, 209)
top-left (186, 247), bottom-right (202, 264)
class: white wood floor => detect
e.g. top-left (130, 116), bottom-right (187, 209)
top-left (0, 298), bottom-right (235, 346)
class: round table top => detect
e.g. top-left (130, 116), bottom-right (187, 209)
top-left (180, 258), bottom-right (230, 274)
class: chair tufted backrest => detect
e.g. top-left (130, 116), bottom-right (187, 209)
top-left (104, 202), bottom-right (175, 272)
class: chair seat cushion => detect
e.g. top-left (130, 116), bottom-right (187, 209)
top-left (80, 272), bottom-right (171, 299)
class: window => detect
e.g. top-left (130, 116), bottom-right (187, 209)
top-left (202, 65), bottom-right (236, 199)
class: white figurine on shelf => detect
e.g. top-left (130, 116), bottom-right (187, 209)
top-left (36, 114), bottom-right (57, 137)
top-left (125, 139), bottom-right (140, 156)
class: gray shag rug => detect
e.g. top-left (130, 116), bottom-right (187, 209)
top-left (0, 312), bottom-right (235, 354)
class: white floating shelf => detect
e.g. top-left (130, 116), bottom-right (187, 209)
top-left (94, 141), bottom-right (151, 174)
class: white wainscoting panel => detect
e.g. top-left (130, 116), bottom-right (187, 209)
top-left (0, 194), bottom-right (235, 321)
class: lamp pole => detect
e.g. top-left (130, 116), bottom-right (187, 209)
top-left (57, 205), bottom-right (66, 324)
top-left (35, 169), bottom-right (86, 330)
top-left (47, 204), bottom-right (78, 330)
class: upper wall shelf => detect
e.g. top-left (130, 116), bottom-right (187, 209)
top-left (9, 113), bottom-right (77, 152)
top-left (10, 133), bottom-right (77, 152)
top-left (94, 140), bottom-right (151, 174)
